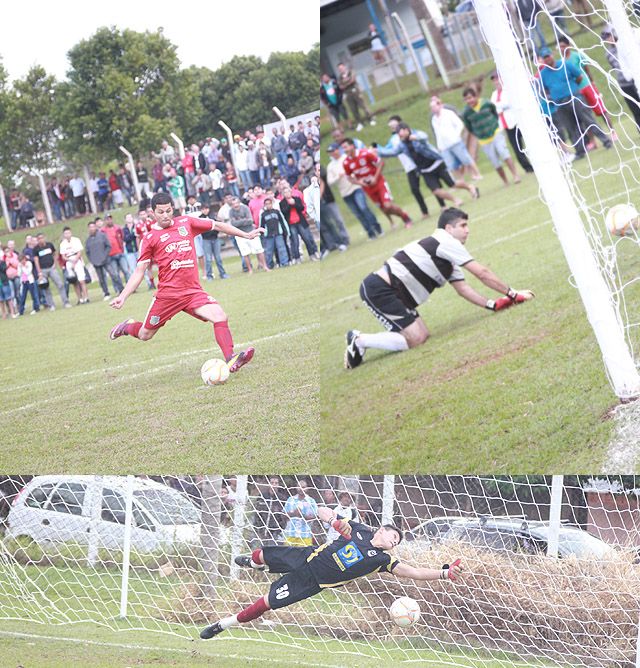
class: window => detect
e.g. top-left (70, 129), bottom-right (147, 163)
top-left (101, 488), bottom-right (126, 525)
top-left (133, 488), bottom-right (200, 525)
top-left (47, 483), bottom-right (86, 516)
top-left (24, 483), bottom-right (56, 509)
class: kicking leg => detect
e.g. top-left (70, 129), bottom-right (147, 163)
top-left (381, 202), bottom-right (412, 228)
top-left (193, 302), bottom-right (254, 372)
top-left (201, 595), bottom-right (271, 639)
top-left (109, 319), bottom-right (158, 341)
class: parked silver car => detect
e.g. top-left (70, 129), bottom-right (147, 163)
top-left (6, 475), bottom-right (201, 553)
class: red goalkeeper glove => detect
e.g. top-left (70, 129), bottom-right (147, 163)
top-left (440, 558), bottom-right (463, 581)
top-left (332, 518), bottom-right (352, 539)
top-left (486, 288), bottom-right (535, 311)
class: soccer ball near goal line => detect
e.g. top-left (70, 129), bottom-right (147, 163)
top-left (200, 358), bottom-right (230, 386)
top-left (605, 203), bottom-right (639, 237)
top-left (389, 596), bottom-right (421, 628)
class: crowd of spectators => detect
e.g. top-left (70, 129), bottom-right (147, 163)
top-left (0, 116), bottom-right (334, 318)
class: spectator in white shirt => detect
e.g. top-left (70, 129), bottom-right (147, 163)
top-left (69, 175), bottom-right (87, 215)
top-left (60, 226), bottom-right (89, 304)
top-left (430, 96), bottom-right (482, 181)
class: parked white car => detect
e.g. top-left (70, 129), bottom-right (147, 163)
top-left (6, 475), bottom-right (201, 553)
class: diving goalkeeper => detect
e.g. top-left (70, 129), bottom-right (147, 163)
top-left (345, 207), bottom-right (535, 369)
top-left (200, 506), bottom-right (463, 639)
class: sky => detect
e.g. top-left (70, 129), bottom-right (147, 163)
top-left (2, 0), bottom-right (318, 82)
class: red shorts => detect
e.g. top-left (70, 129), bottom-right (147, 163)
top-left (143, 290), bottom-right (218, 330)
top-left (364, 178), bottom-right (392, 207)
top-left (580, 83), bottom-right (607, 116)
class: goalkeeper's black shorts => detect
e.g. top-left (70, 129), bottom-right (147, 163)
top-left (262, 545), bottom-right (314, 573)
top-left (360, 272), bottom-right (418, 333)
top-left (267, 563), bottom-right (321, 610)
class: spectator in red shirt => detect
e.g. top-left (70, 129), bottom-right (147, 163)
top-left (102, 214), bottom-right (130, 285)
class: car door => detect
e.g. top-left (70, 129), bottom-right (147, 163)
top-left (40, 481), bottom-right (91, 545)
top-left (8, 481), bottom-right (58, 542)
top-left (98, 486), bottom-right (160, 552)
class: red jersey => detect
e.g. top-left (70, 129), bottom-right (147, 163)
top-left (342, 148), bottom-right (381, 183)
top-left (103, 224), bottom-right (124, 256)
top-left (138, 216), bottom-right (216, 297)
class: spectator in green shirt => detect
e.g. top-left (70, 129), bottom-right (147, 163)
top-left (462, 87), bottom-right (520, 186)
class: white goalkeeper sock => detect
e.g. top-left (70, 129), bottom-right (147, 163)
top-left (219, 614), bottom-right (240, 630)
top-left (250, 559), bottom-right (264, 569)
top-left (357, 331), bottom-right (409, 352)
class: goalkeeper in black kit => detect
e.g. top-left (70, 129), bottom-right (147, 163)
top-left (200, 506), bottom-right (463, 639)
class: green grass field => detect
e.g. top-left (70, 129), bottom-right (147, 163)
top-left (0, 620), bottom-right (561, 668)
top-left (319, 74), bottom-right (640, 470)
top-left (0, 208), bottom-right (319, 471)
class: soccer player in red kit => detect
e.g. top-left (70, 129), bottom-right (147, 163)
top-left (341, 137), bottom-right (413, 230)
top-left (109, 192), bottom-right (264, 373)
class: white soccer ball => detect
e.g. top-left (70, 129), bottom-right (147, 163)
top-left (200, 358), bottom-right (230, 386)
top-left (389, 596), bottom-right (421, 628)
top-left (606, 203), bottom-right (639, 237)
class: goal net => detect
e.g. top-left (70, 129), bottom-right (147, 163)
top-left (0, 474), bottom-right (639, 667)
top-left (471, 0), bottom-right (640, 404)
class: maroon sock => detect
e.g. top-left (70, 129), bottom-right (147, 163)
top-left (214, 321), bottom-right (234, 360)
top-left (237, 597), bottom-right (269, 624)
top-left (251, 549), bottom-right (264, 565)
top-left (125, 321), bottom-right (143, 338)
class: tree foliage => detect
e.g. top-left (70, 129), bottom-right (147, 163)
top-left (1, 30), bottom-right (317, 184)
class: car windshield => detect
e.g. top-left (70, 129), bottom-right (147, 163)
top-left (133, 488), bottom-right (200, 525)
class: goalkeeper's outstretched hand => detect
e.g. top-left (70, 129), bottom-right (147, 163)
top-left (332, 518), bottom-right (352, 539)
top-left (487, 288), bottom-right (535, 311)
top-left (440, 558), bottom-right (463, 581)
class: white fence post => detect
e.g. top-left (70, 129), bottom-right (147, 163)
top-left (382, 475), bottom-right (395, 526)
top-left (546, 475), bottom-right (564, 558)
top-left (218, 120), bottom-right (238, 179)
top-left (272, 106), bottom-right (289, 138)
top-left (119, 146), bottom-right (140, 205)
top-left (83, 166), bottom-right (97, 214)
top-left (391, 12), bottom-right (429, 91)
top-left (119, 475), bottom-right (134, 619)
top-left (34, 171), bottom-right (53, 224)
top-left (170, 132), bottom-right (185, 160)
top-left (0, 183), bottom-right (11, 231)
top-left (230, 476), bottom-right (248, 580)
top-left (86, 475), bottom-right (103, 567)
top-left (473, 0), bottom-right (640, 400)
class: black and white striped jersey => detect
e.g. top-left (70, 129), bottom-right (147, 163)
top-left (384, 228), bottom-right (473, 308)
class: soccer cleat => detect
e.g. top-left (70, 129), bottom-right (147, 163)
top-left (227, 347), bottom-right (255, 373)
top-left (110, 318), bottom-right (134, 340)
top-left (200, 622), bottom-right (224, 640)
top-left (344, 330), bottom-right (364, 370)
top-left (234, 554), bottom-right (253, 568)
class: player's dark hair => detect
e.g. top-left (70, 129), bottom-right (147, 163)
top-left (558, 36), bottom-right (570, 45)
top-left (151, 192), bottom-right (173, 209)
top-left (382, 523), bottom-right (404, 544)
top-left (341, 137), bottom-right (355, 147)
top-left (63, 226), bottom-right (71, 232)
top-left (396, 122), bottom-right (411, 132)
top-left (389, 114), bottom-right (402, 122)
top-left (438, 207), bottom-right (468, 229)
top-left (462, 86), bottom-right (476, 98)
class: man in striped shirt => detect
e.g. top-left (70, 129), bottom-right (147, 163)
top-left (344, 208), bottom-right (534, 368)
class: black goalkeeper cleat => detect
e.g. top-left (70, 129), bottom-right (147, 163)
top-left (200, 622), bottom-right (224, 639)
top-left (344, 330), bottom-right (363, 370)
top-left (234, 554), bottom-right (264, 570)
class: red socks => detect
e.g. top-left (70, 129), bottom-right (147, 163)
top-left (125, 321), bottom-right (143, 338)
top-left (251, 549), bottom-right (264, 565)
top-left (214, 321), bottom-right (234, 360)
top-left (237, 597), bottom-right (269, 623)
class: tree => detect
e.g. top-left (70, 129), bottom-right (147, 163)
top-left (56, 27), bottom-right (197, 164)
top-left (409, 0), bottom-right (457, 72)
top-left (9, 66), bottom-right (60, 175)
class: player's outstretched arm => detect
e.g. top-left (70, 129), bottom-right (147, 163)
top-left (215, 220), bottom-right (265, 240)
top-left (110, 263), bottom-right (146, 309)
top-left (462, 261), bottom-right (535, 310)
top-left (393, 559), bottom-right (463, 582)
